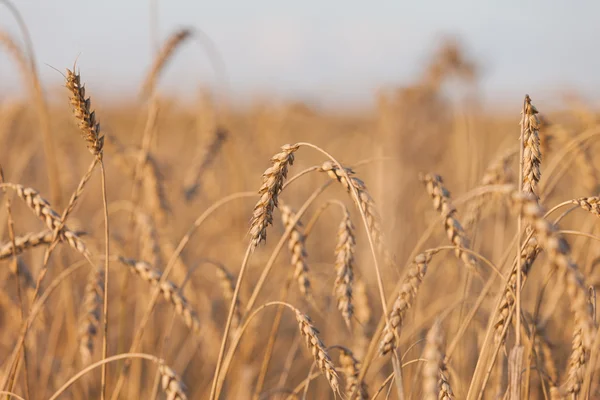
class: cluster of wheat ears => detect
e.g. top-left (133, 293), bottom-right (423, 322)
top-left (2, 12), bottom-right (600, 400)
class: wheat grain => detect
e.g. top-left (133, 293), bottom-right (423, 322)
top-left (571, 197), bottom-right (600, 217)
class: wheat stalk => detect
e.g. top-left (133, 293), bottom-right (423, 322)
top-left (419, 173), bottom-right (478, 270)
top-left (509, 191), bottom-right (595, 394)
top-left (249, 143), bottom-right (299, 249)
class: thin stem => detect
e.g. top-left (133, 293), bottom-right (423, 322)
top-left (49, 353), bottom-right (160, 400)
top-left (517, 95), bottom-right (526, 347)
top-left (100, 160), bottom-right (110, 400)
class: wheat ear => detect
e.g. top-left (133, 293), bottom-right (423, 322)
top-left (118, 257), bottom-right (201, 334)
top-left (338, 346), bottom-right (369, 399)
top-left (571, 197), bottom-right (600, 217)
top-left (280, 204), bottom-right (312, 298)
top-left (78, 265), bottom-right (104, 364)
top-left (422, 320), bottom-right (443, 400)
top-left (294, 309), bottom-right (340, 394)
top-left (159, 362), bottom-right (189, 400)
top-left (0, 184), bottom-right (89, 257)
top-left (319, 160), bottom-right (392, 267)
top-left (334, 204), bottom-right (356, 328)
top-left (249, 143), bottom-right (299, 249)
top-left (0, 230), bottom-right (53, 260)
top-left (379, 250), bottom-right (437, 355)
top-left (522, 95), bottom-right (541, 198)
top-left (419, 173), bottom-right (478, 270)
top-left (66, 69), bottom-right (104, 156)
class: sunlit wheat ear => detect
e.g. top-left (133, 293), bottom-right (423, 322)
top-left (565, 327), bottom-right (585, 395)
top-left (159, 362), bottom-right (188, 400)
top-left (334, 205), bottom-right (355, 328)
top-left (294, 309), bottom-right (340, 394)
top-left (141, 28), bottom-right (193, 98)
top-left (422, 320), bottom-right (443, 400)
top-left (78, 265), bottom-right (104, 364)
top-left (509, 191), bottom-right (595, 394)
top-left (249, 143), bottom-right (299, 250)
top-left (338, 347), bottom-right (369, 399)
top-left (521, 95), bottom-right (541, 198)
top-left (494, 237), bottom-right (540, 344)
top-left (319, 160), bottom-right (392, 266)
top-left (464, 146), bottom-right (517, 230)
top-left (379, 250), bottom-right (437, 355)
top-left (65, 69), bottom-right (104, 157)
top-left (214, 263), bottom-right (241, 331)
top-left (0, 230), bottom-right (53, 260)
top-left (571, 197), bottom-right (600, 217)
top-left (280, 204), bottom-right (311, 298)
top-left (419, 173), bottom-right (478, 271)
top-left (4, 184), bottom-right (89, 258)
top-left (117, 257), bottom-right (201, 334)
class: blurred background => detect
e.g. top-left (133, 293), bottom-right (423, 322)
top-left (2, 0), bottom-right (600, 109)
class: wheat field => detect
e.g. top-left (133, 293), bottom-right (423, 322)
top-left (1, 14), bottom-right (600, 400)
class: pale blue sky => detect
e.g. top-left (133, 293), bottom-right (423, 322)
top-left (1, 1), bottom-right (599, 108)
